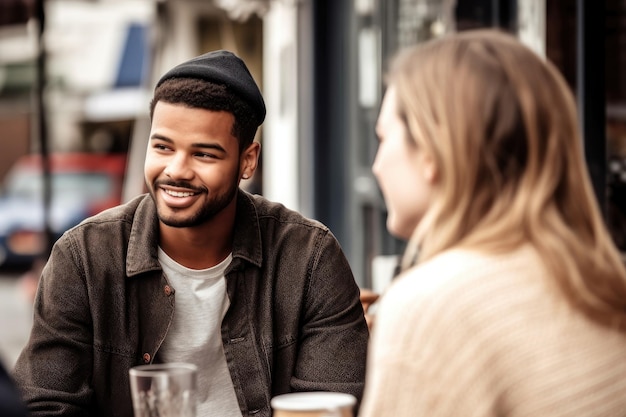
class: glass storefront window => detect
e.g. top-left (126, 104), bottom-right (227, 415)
top-left (352, 0), bottom-right (626, 289)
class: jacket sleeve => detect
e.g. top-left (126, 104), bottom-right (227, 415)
top-left (13, 235), bottom-right (95, 416)
top-left (291, 229), bottom-right (369, 404)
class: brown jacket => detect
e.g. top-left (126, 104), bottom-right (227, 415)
top-left (14, 191), bottom-right (368, 417)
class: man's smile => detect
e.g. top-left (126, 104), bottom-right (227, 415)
top-left (163, 189), bottom-right (198, 198)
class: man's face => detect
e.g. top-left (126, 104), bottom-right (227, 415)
top-left (144, 101), bottom-right (246, 228)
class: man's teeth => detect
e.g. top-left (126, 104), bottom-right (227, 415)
top-left (165, 189), bottom-right (195, 197)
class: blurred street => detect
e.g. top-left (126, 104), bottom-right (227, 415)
top-left (0, 269), bottom-right (33, 370)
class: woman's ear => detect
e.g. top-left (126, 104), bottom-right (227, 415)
top-left (240, 142), bottom-right (261, 180)
top-left (422, 152), bottom-right (438, 184)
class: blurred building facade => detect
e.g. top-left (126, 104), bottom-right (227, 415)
top-left (263, 0), bottom-right (625, 291)
top-left (0, 0), bottom-right (624, 290)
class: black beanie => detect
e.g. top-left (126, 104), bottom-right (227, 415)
top-left (156, 50), bottom-right (266, 124)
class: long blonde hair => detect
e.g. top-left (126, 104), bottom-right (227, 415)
top-left (390, 29), bottom-right (626, 329)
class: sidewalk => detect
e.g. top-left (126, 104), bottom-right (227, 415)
top-left (0, 274), bottom-right (33, 370)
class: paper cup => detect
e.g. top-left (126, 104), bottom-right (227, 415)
top-left (271, 392), bottom-right (356, 417)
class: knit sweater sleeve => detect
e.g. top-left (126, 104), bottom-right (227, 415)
top-left (360, 247), bottom-right (626, 417)
top-left (359, 250), bottom-right (507, 417)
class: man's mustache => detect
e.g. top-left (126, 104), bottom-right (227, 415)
top-left (154, 180), bottom-right (207, 194)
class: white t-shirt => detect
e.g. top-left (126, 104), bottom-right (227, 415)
top-left (158, 248), bottom-right (242, 417)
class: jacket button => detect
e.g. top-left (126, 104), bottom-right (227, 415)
top-left (164, 285), bottom-right (172, 296)
top-left (143, 353), bottom-right (151, 363)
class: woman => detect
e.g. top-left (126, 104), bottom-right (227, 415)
top-left (359, 29), bottom-right (626, 417)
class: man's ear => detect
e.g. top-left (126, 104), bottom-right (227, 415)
top-left (240, 142), bottom-right (261, 180)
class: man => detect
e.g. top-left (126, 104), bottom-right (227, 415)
top-left (13, 50), bottom-right (369, 416)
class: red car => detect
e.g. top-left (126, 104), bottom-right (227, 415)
top-left (0, 152), bottom-right (127, 267)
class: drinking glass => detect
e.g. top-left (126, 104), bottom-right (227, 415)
top-left (129, 362), bottom-right (197, 417)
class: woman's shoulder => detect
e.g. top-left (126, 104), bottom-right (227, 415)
top-left (399, 246), bottom-right (539, 289)
top-left (379, 246), bottom-right (546, 325)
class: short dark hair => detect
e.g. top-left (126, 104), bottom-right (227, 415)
top-left (149, 77), bottom-right (259, 152)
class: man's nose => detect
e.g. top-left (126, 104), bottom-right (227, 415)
top-left (163, 153), bottom-right (193, 179)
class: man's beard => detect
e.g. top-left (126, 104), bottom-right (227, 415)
top-left (150, 171), bottom-right (239, 228)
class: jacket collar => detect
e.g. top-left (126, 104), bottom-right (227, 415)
top-left (231, 190), bottom-right (263, 269)
top-left (126, 190), bottom-right (263, 277)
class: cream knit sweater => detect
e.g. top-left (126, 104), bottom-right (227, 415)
top-left (359, 246), bottom-right (626, 417)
